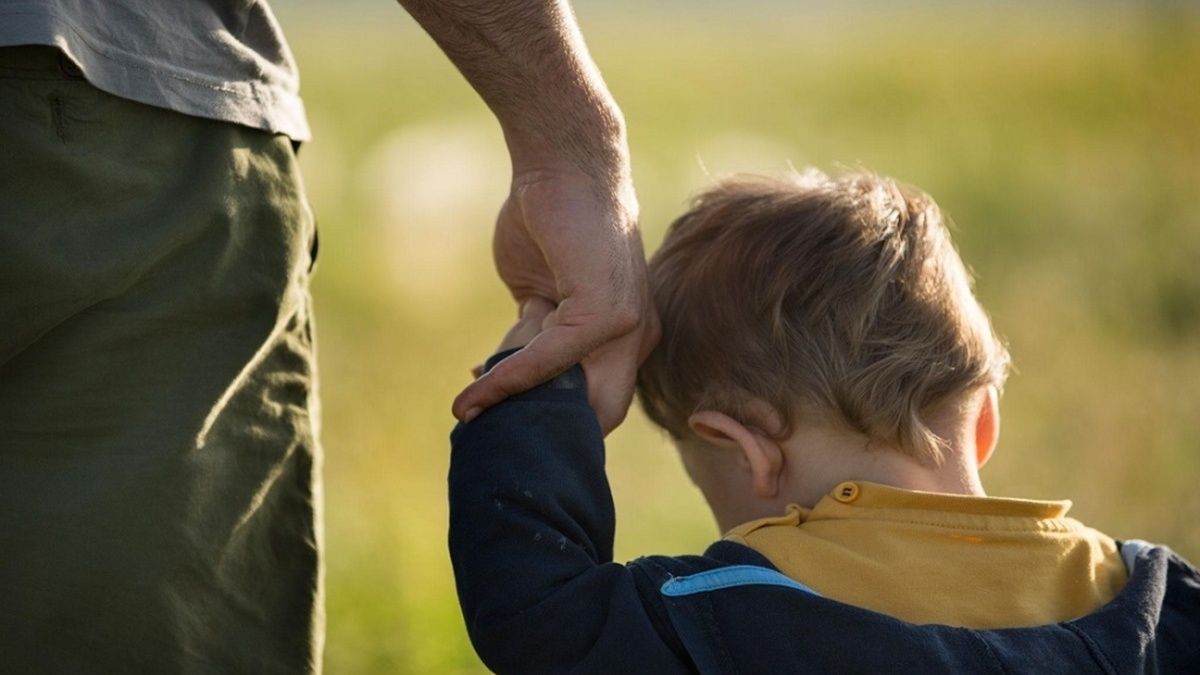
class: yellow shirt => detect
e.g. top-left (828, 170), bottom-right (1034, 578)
top-left (724, 481), bottom-right (1128, 628)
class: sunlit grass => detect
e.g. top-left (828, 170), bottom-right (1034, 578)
top-left (280, 5), bottom-right (1200, 672)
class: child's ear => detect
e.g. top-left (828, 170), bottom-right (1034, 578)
top-left (687, 410), bottom-right (785, 499)
top-left (974, 385), bottom-right (1001, 468)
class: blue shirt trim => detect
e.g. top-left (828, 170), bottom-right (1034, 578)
top-left (660, 565), bottom-right (822, 598)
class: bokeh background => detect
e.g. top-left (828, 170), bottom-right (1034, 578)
top-left (274, 1), bottom-right (1199, 672)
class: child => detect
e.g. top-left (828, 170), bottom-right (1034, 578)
top-left (449, 171), bottom-right (1200, 674)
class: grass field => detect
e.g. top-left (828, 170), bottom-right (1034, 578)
top-left (278, 3), bottom-right (1199, 672)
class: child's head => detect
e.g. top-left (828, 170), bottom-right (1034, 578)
top-left (637, 171), bottom-right (1010, 527)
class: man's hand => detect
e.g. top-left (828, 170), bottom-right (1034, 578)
top-left (454, 168), bottom-right (659, 434)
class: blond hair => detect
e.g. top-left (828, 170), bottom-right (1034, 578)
top-left (637, 171), bottom-right (1010, 463)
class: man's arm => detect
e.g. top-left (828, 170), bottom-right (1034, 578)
top-left (397, 0), bottom-right (624, 181)
top-left (395, 0), bottom-right (659, 433)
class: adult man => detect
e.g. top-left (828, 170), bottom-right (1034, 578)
top-left (0, 1), bottom-right (656, 671)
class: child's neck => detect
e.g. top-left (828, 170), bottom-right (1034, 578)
top-left (783, 426), bottom-right (985, 510)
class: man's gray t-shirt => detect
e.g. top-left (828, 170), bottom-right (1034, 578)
top-left (0, 0), bottom-right (309, 139)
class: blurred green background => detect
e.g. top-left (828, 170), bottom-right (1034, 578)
top-left (275, 2), bottom-right (1199, 672)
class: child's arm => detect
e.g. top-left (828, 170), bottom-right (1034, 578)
top-left (448, 301), bottom-right (692, 674)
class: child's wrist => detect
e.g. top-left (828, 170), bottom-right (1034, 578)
top-left (474, 347), bottom-right (589, 410)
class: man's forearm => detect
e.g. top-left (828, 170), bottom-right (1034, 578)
top-left (396, 0), bottom-right (627, 183)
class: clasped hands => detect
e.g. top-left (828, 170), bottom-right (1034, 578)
top-left (451, 166), bottom-right (659, 434)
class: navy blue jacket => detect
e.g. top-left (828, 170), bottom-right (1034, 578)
top-left (448, 353), bottom-right (1200, 674)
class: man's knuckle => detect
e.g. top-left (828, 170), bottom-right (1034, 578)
top-left (495, 360), bottom-right (555, 396)
top-left (487, 370), bottom-right (522, 399)
top-left (608, 305), bottom-right (641, 332)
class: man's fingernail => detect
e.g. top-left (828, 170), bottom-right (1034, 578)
top-left (464, 407), bottom-right (482, 422)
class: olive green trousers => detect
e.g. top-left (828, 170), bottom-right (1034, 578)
top-left (0, 46), bottom-right (323, 673)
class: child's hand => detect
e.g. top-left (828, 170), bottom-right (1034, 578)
top-left (496, 297), bottom-right (557, 354)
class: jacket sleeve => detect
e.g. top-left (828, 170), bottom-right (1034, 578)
top-left (448, 350), bottom-right (692, 674)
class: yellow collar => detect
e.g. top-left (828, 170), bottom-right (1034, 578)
top-left (722, 480), bottom-right (1125, 628)
top-left (728, 480), bottom-right (1076, 539)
